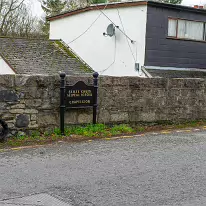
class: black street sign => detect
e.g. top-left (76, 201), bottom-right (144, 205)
top-left (59, 72), bottom-right (99, 135)
top-left (65, 81), bottom-right (94, 108)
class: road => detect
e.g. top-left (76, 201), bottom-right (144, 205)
top-left (1, 130), bottom-right (206, 206)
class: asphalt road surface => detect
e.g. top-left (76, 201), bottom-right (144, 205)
top-left (1, 130), bottom-right (206, 206)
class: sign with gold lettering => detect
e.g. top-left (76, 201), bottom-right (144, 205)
top-left (65, 81), bottom-right (94, 108)
top-left (60, 72), bottom-right (99, 135)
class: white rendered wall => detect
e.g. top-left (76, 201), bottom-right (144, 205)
top-left (50, 5), bottom-right (147, 76)
top-left (0, 56), bottom-right (15, 74)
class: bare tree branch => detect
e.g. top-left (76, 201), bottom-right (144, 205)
top-left (0, 0), bottom-right (45, 38)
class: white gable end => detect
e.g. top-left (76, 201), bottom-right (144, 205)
top-left (50, 5), bottom-right (147, 77)
top-left (0, 56), bottom-right (15, 74)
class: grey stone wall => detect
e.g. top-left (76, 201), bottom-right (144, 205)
top-left (0, 74), bottom-right (206, 134)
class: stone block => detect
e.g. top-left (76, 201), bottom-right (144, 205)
top-left (0, 75), bottom-right (15, 88)
top-left (15, 114), bottom-right (30, 128)
top-left (2, 114), bottom-right (15, 121)
top-left (0, 102), bottom-right (6, 110)
top-left (10, 109), bottom-right (24, 114)
top-left (140, 112), bottom-right (156, 122)
top-left (128, 112), bottom-right (141, 122)
top-left (25, 99), bottom-right (42, 108)
top-left (30, 121), bottom-right (37, 125)
top-left (111, 112), bottom-right (129, 122)
top-left (7, 122), bottom-right (15, 129)
top-left (28, 124), bottom-right (39, 129)
top-left (23, 87), bottom-right (38, 99)
top-left (24, 109), bottom-right (38, 114)
top-left (99, 76), bottom-right (113, 86)
top-left (111, 77), bottom-right (130, 86)
top-left (31, 114), bottom-right (37, 121)
top-left (78, 113), bottom-right (92, 124)
top-left (97, 109), bottom-right (111, 123)
top-left (40, 101), bottom-right (52, 109)
top-left (0, 90), bottom-right (18, 102)
top-left (65, 111), bottom-right (78, 124)
top-left (15, 75), bottom-right (31, 87)
top-left (10, 104), bottom-right (25, 109)
top-left (37, 112), bottom-right (58, 127)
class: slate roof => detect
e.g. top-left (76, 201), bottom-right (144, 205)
top-left (145, 69), bottom-right (206, 78)
top-left (0, 37), bottom-right (93, 75)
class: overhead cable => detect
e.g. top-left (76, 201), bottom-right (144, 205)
top-left (68, 2), bottom-right (109, 44)
top-left (117, 8), bottom-right (136, 62)
top-left (93, 3), bottom-right (135, 44)
top-left (99, 35), bottom-right (117, 75)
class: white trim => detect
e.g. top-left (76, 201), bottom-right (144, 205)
top-left (141, 66), bottom-right (152, 78)
top-left (145, 66), bottom-right (206, 72)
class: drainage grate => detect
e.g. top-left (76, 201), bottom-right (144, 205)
top-left (0, 193), bottom-right (71, 206)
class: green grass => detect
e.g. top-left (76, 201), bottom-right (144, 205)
top-left (64, 124), bottom-right (135, 137)
top-left (1, 120), bottom-right (206, 149)
top-left (0, 124), bottom-right (135, 149)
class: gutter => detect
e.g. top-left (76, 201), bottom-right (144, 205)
top-left (47, 1), bottom-right (206, 22)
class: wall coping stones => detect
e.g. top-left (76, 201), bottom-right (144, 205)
top-left (0, 74), bottom-right (205, 134)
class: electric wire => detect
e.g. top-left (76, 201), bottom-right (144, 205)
top-left (93, 3), bottom-right (135, 43)
top-left (40, 1), bottom-right (131, 73)
top-left (39, 2), bottom-right (109, 58)
top-left (135, 40), bottom-right (138, 62)
top-left (67, 2), bottom-right (109, 44)
top-left (98, 35), bottom-right (117, 75)
top-left (117, 8), bottom-right (136, 62)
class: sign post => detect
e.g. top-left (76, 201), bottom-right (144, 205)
top-left (60, 73), bottom-right (66, 135)
top-left (93, 72), bottom-right (98, 124)
top-left (59, 72), bottom-right (99, 135)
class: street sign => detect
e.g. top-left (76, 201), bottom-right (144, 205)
top-left (65, 81), bottom-right (94, 108)
top-left (59, 72), bottom-right (99, 135)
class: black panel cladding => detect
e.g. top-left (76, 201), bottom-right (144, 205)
top-left (145, 5), bottom-right (206, 69)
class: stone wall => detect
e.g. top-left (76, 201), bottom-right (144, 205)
top-left (0, 74), bottom-right (206, 135)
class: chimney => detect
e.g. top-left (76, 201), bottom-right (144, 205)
top-left (194, 5), bottom-right (204, 9)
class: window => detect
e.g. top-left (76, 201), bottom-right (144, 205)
top-left (168, 18), bottom-right (205, 41)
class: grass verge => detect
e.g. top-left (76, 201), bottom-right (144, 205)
top-left (0, 124), bottom-right (135, 149)
top-left (1, 120), bottom-right (206, 149)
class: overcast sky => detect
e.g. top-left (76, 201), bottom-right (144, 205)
top-left (30, 0), bottom-right (206, 17)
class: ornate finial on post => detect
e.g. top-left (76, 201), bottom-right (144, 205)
top-left (93, 72), bottom-right (99, 79)
top-left (60, 72), bottom-right (66, 135)
top-left (60, 72), bottom-right (66, 78)
top-left (93, 72), bottom-right (99, 124)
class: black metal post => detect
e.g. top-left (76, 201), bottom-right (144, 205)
top-left (93, 72), bottom-right (99, 124)
top-left (60, 72), bottom-right (66, 135)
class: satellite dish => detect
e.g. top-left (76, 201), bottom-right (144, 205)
top-left (106, 24), bottom-right (115, 37)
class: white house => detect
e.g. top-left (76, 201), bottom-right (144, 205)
top-left (49, 1), bottom-right (147, 76)
top-left (48, 1), bottom-right (206, 77)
